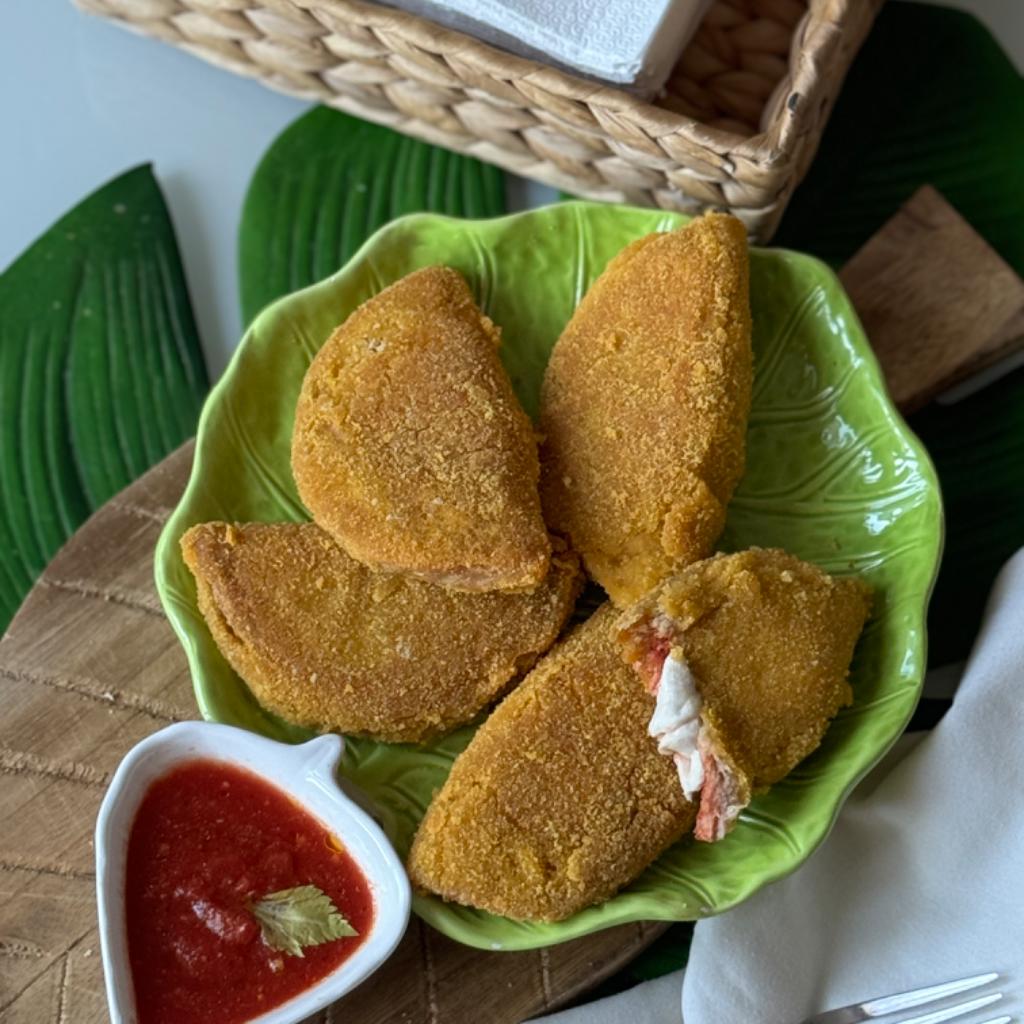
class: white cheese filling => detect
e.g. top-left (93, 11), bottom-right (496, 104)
top-left (648, 650), bottom-right (704, 800)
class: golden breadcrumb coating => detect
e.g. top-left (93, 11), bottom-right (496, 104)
top-left (292, 266), bottom-right (550, 591)
top-left (407, 605), bottom-right (693, 922)
top-left (617, 548), bottom-right (872, 791)
top-left (540, 213), bottom-right (752, 607)
top-left (180, 522), bottom-right (580, 744)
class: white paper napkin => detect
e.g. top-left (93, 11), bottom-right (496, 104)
top-left (684, 546), bottom-right (1024, 1024)
top-left (531, 549), bottom-right (1024, 1024)
top-left (382, 0), bottom-right (712, 94)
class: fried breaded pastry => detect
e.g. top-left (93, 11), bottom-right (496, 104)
top-left (540, 213), bottom-right (752, 606)
top-left (292, 266), bottom-right (550, 591)
top-left (180, 522), bottom-right (579, 743)
top-left (407, 605), bottom-right (693, 922)
top-left (617, 548), bottom-right (871, 841)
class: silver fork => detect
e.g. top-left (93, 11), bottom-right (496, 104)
top-left (802, 972), bottom-right (1009, 1024)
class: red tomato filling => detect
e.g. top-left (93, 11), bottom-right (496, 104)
top-left (639, 632), bottom-right (673, 693)
top-left (635, 630), bottom-right (748, 842)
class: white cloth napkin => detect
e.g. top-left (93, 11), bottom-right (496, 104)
top-left (529, 969), bottom-right (683, 1024)
top-left (531, 549), bottom-right (1024, 1024)
top-left (684, 546), bottom-right (1024, 1024)
top-left (382, 0), bottom-right (712, 94)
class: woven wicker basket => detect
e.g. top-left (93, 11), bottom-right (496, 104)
top-left (75, 0), bottom-right (882, 241)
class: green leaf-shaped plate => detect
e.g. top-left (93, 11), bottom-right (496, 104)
top-left (155, 202), bottom-right (942, 950)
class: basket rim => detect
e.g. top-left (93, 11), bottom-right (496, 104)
top-left (298, 0), bottom-right (882, 168)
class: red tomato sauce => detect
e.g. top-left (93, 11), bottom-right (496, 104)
top-left (124, 758), bottom-right (373, 1024)
top-left (640, 632), bottom-right (672, 693)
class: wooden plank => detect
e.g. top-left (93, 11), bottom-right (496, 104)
top-left (0, 442), bottom-right (663, 1023)
top-left (840, 184), bottom-right (1024, 413)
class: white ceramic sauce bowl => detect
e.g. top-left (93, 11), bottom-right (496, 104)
top-left (95, 721), bottom-right (410, 1024)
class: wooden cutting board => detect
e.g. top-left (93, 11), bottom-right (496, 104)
top-left (0, 441), bottom-right (662, 1024)
top-left (3, 185), bottom-right (1023, 1022)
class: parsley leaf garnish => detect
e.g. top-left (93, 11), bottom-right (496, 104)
top-left (249, 884), bottom-right (357, 958)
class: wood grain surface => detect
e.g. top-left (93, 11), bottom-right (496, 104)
top-left (840, 185), bottom-right (1024, 413)
top-left (0, 442), bottom-right (663, 1024)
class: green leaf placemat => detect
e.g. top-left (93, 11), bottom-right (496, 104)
top-left (238, 107), bottom-right (507, 327)
top-left (777, 3), bottom-right (1024, 275)
top-left (0, 165), bottom-right (209, 631)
